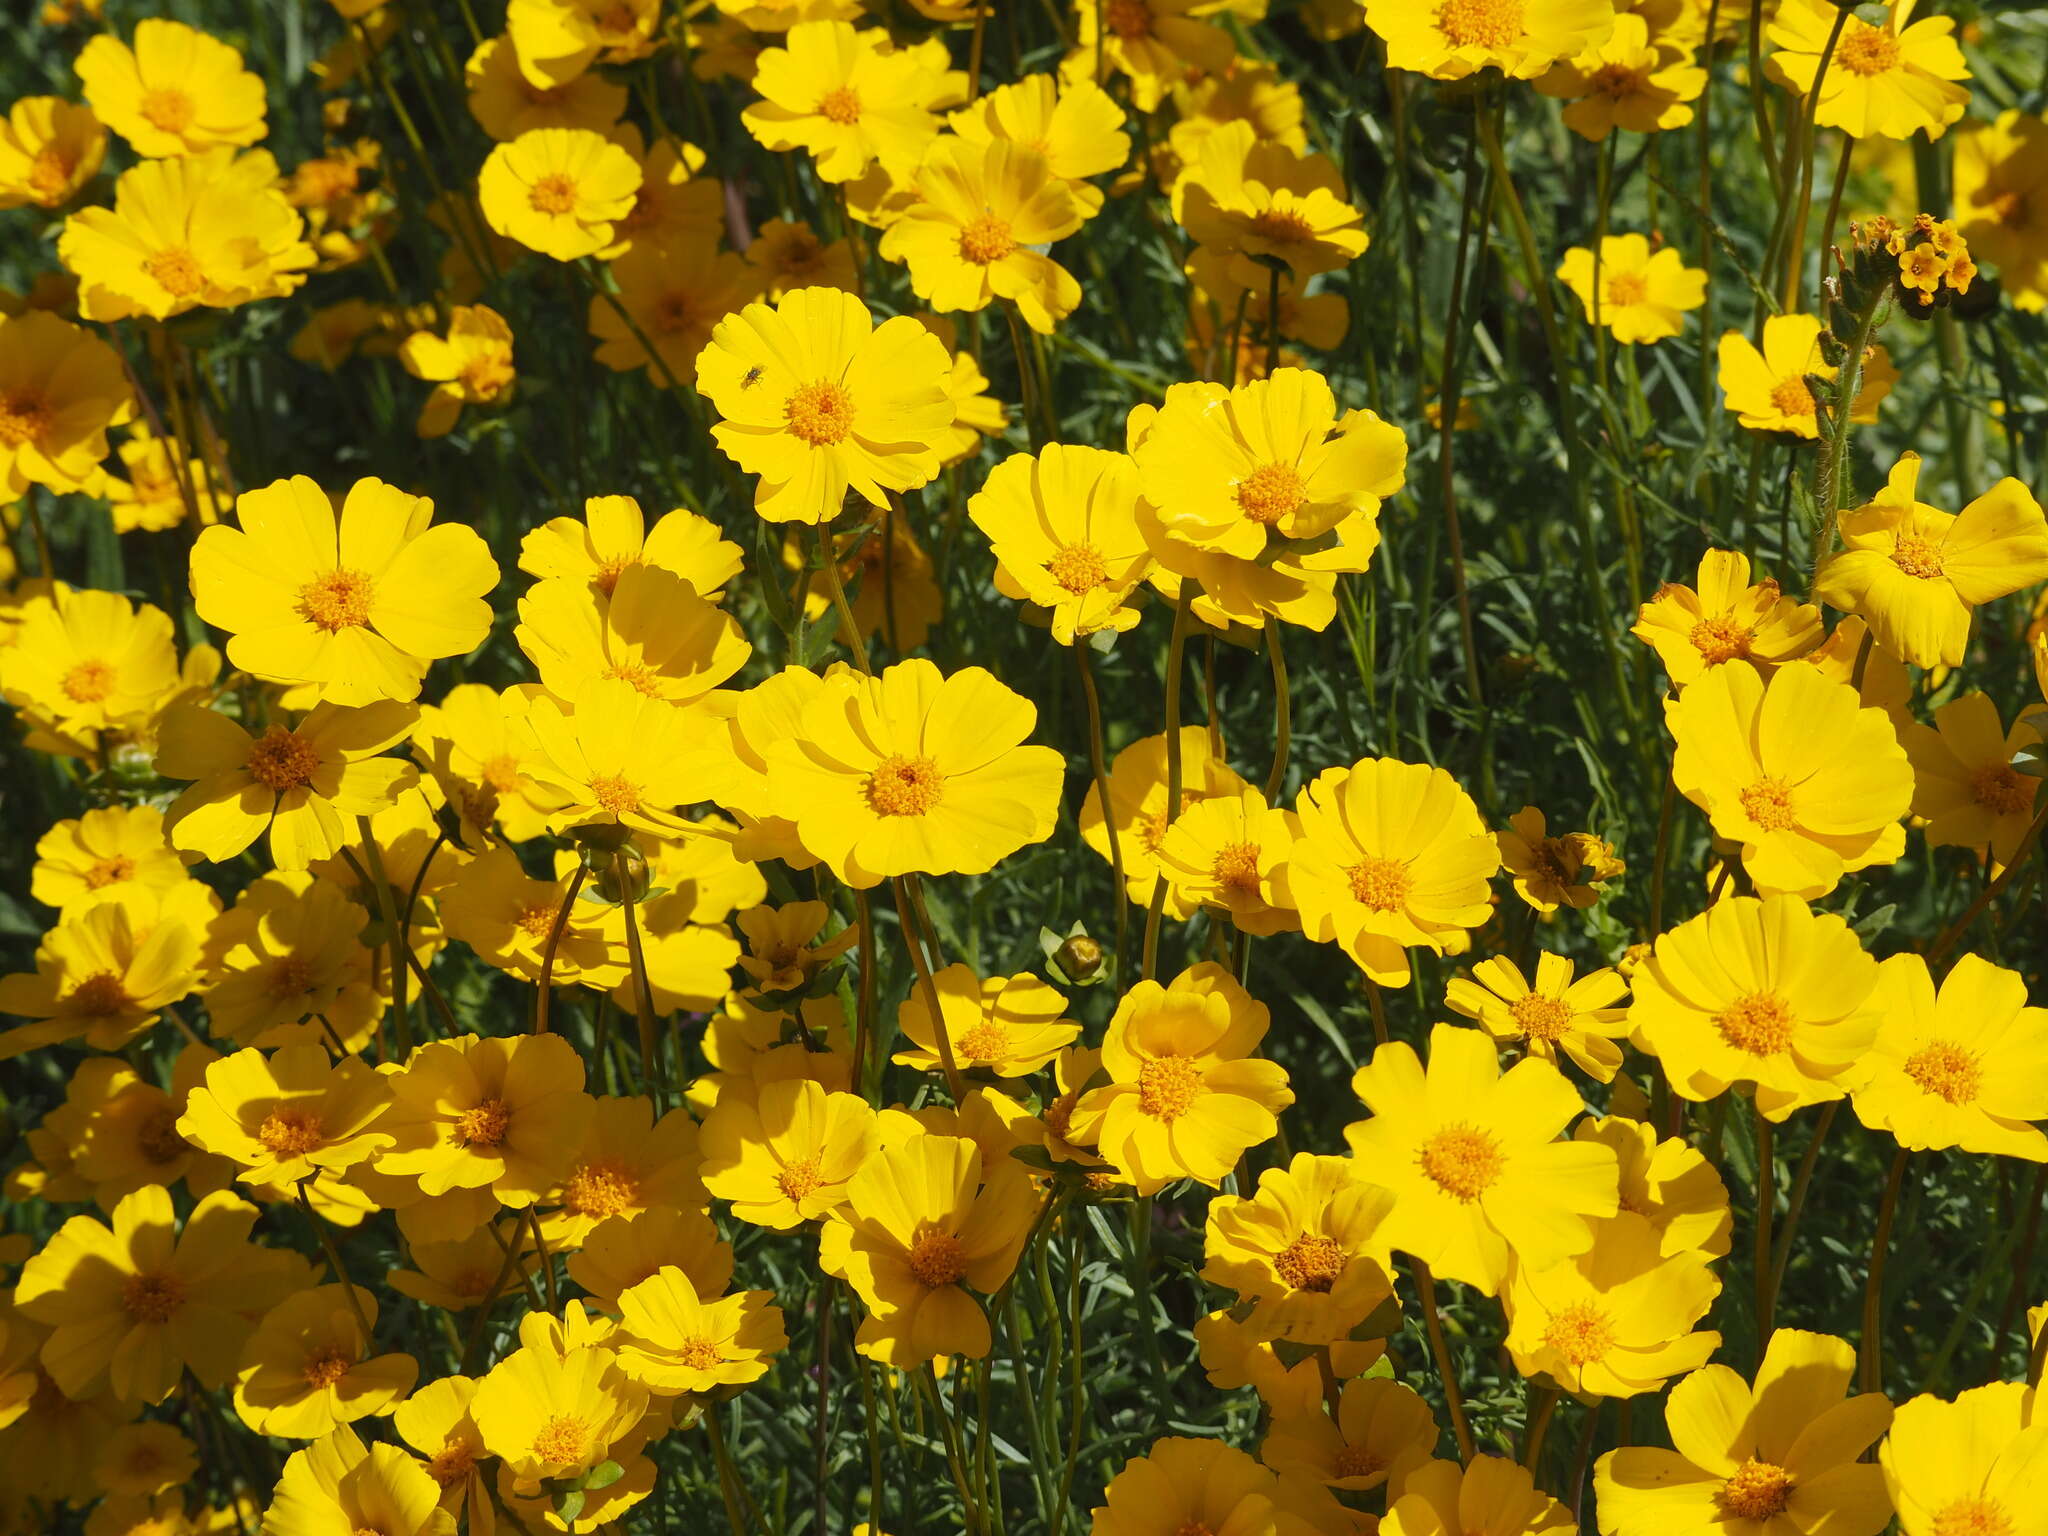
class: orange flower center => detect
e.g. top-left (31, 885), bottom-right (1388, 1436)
top-left (121, 1270), bottom-right (187, 1323)
top-left (1715, 991), bottom-right (1795, 1056)
top-left (528, 173), bottom-right (581, 215)
top-left (1418, 1123), bottom-right (1504, 1201)
top-left (515, 902), bottom-right (560, 942)
top-left (1434, 0), bottom-right (1522, 48)
top-left (139, 87), bottom-right (197, 133)
top-left (1835, 21), bottom-right (1901, 77)
top-left (1211, 842), bottom-right (1264, 894)
top-left (61, 658), bottom-right (116, 703)
top-left (1589, 62), bottom-right (1642, 98)
top-left (1235, 462), bottom-right (1306, 525)
top-left (297, 568), bottom-right (375, 631)
top-left (1046, 542), bottom-right (1109, 594)
top-left (1904, 1039), bottom-right (1982, 1105)
top-left (675, 1336), bottom-right (722, 1370)
top-left (0, 391), bottom-right (50, 447)
top-left (1972, 763), bottom-right (2032, 816)
top-left (1603, 270), bottom-right (1649, 307)
top-left (1345, 855), bottom-right (1413, 912)
top-left (1509, 993), bottom-right (1574, 1042)
top-left (1249, 208), bottom-right (1314, 246)
top-left (246, 726), bottom-right (322, 793)
top-left (601, 661), bottom-right (662, 696)
top-left (1768, 375), bottom-right (1816, 418)
top-left (785, 379), bottom-right (857, 446)
top-left (1992, 189), bottom-right (2031, 230)
top-left (1137, 1054), bottom-right (1205, 1120)
top-left (137, 1103), bottom-right (189, 1165)
top-left (257, 1107), bottom-right (327, 1157)
top-left (531, 1413), bottom-right (591, 1466)
top-left (427, 1440), bottom-right (478, 1488)
top-left (1739, 776), bottom-right (1799, 832)
top-left (83, 853), bottom-right (136, 890)
top-left (266, 955), bottom-right (316, 1000)
top-left (1272, 1232), bottom-right (1346, 1293)
top-left (144, 248), bottom-right (205, 298)
top-left (1332, 1444), bottom-right (1387, 1481)
top-left (816, 86), bottom-right (862, 125)
top-left (652, 293), bottom-right (697, 335)
top-left (26, 147), bottom-right (74, 202)
top-left (481, 753), bottom-right (523, 791)
top-left (563, 1158), bottom-right (640, 1219)
top-left (588, 772), bottom-right (643, 817)
top-left (1104, 0), bottom-right (1152, 39)
top-left (1542, 1300), bottom-right (1616, 1366)
top-left (959, 214), bottom-right (1016, 265)
top-left (302, 1344), bottom-right (354, 1389)
top-left (959, 1020), bottom-right (1010, 1062)
top-left (777, 1155), bottom-right (823, 1203)
top-left (454, 1097), bottom-right (511, 1148)
top-left (1718, 1459), bottom-right (1794, 1519)
top-left (1687, 616), bottom-right (1753, 665)
top-left (1928, 1499), bottom-right (2015, 1536)
top-left (1890, 531), bottom-right (1947, 579)
top-left (64, 970), bottom-right (130, 1017)
top-left (866, 754), bottom-right (944, 817)
top-left (906, 1227), bottom-right (968, 1288)
top-left (460, 351), bottom-right (514, 398)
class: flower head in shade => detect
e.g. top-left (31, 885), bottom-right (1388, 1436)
top-left (1902, 691), bottom-right (2042, 866)
top-left (0, 97), bottom-right (107, 210)
top-left (1494, 806), bottom-right (1625, 912)
top-left (0, 310), bottom-right (129, 497)
top-left (1953, 109), bottom-right (2048, 313)
top-left (1383, 1456), bottom-right (1574, 1536)
top-left (1089, 1437), bottom-right (1286, 1536)
top-left (1260, 1376), bottom-right (1437, 1493)
top-left (232, 1285), bottom-right (417, 1440)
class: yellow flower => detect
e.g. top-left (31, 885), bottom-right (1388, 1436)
top-left (701, 1076), bottom-right (877, 1228)
top-left (766, 656), bottom-right (1065, 888)
top-left (734, 899), bottom-right (858, 993)
top-left (1503, 1212), bottom-right (1720, 1398)
top-left (1627, 893), bottom-right (1883, 1120)
top-left (540, 1094), bottom-right (705, 1247)
top-left (0, 896), bottom-right (204, 1058)
top-left (1954, 110), bottom-right (2048, 313)
top-left (1546, 17), bottom-right (1705, 139)
top-left (746, 217), bottom-right (859, 298)
top-left (380, 1033), bottom-right (598, 1204)
top-left (1261, 1376), bottom-right (1436, 1492)
top-left (16, 1185), bottom-right (304, 1404)
top-left (0, 587), bottom-right (180, 742)
top-left (398, 303), bottom-right (516, 438)
top-left (1814, 452), bottom-right (2048, 668)
top-left (1632, 548), bottom-right (1823, 683)
top-left (520, 677), bottom-right (718, 838)
top-left (76, 19), bottom-right (267, 157)
top-left (470, 1343), bottom-right (651, 1525)
top-left (391, 1376), bottom-right (492, 1535)
top-left (817, 1130), bottom-right (1038, 1364)
top-left (198, 871), bottom-right (385, 1049)
top-left (1282, 756), bottom-right (1497, 986)
top-left (515, 562), bottom-right (748, 709)
top-left (613, 1267), bottom-right (788, 1393)
top-left (1068, 962), bottom-right (1294, 1194)
top-left (1385, 1456), bottom-right (1574, 1536)
top-left (60, 150), bottom-right (315, 322)
top-left (1200, 1151), bottom-right (1396, 1345)
top-left (1668, 659), bottom-right (1910, 897)
top-left (414, 682), bottom-right (554, 842)
top-left (0, 96), bottom-right (104, 212)
top-left (95, 1421), bottom-right (197, 1497)
top-left (589, 238), bottom-right (760, 386)
top-left (601, 126), bottom-right (719, 258)
top-left (179, 1043), bottom-right (394, 1187)
top-left (1903, 691), bottom-right (2042, 865)
top-left (1850, 953), bottom-right (2048, 1161)
top-left (742, 21), bottom-right (943, 184)
top-left (1192, 1310), bottom-right (1382, 1417)
top-left (506, 0), bottom-right (661, 87)
top-left (948, 74), bottom-right (1128, 216)
top-left (157, 699), bottom-right (420, 870)
top-left (105, 425), bottom-right (220, 532)
top-left (440, 844), bottom-right (628, 988)
top-left (1717, 312), bottom-right (1894, 438)
top-left (1597, 1329), bottom-right (1892, 1536)
top-left (0, 311), bottom-right (127, 497)
top-left (387, 1222), bottom-right (532, 1311)
top-left (1155, 785), bottom-right (1301, 936)
top-left (716, 0), bottom-right (864, 30)
top-left (1134, 368), bottom-right (1407, 564)
top-left (1446, 952), bottom-right (1630, 1082)
top-left (1092, 1437), bottom-right (1301, 1536)
top-left (1081, 727), bottom-right (1250, 914)
top-left (464, 32), bottom-right (627, 140)
top-left (894, 962), bottom-right (1081, 1078)
top-left (780, 510), bottom-right (946, 653)
top-left (520, 492), bottom-right (744, 600)
top-left (565, 1205), bottom-right (735, 1311)
top-left (1556, 233), bottom-right (1707, 343)
top-left (233, 1285), bottom-right (418, 1439)
top-left (478, 127), bottom-right (641, 261)
top-left (265, 1425), bottom-right (455, 1536)
top-left (1882, 1382), bottom-right (2047, 1536)
top-left (1178, 121), bottom-right (1369, 291)
top-left (880, 137), bottom-right (1086, 333)
top-left (1365, 0), bottom-right (1616, 81)
top-left (1768, 0), bottom-right (1968, 141)
top-left (1062, 0), bottom-right (1235, 114)
top-left (1345, 1022), bottom-right (1621, 1295)
top-left (967, 442), bottom-right (1153, 645)
top-left (1494, 806), bottom-right (1624, 912)
top-left (1573, 1115), bottom-right (1731, 1259)
top-left (695, 285), bottom-right (956, 524)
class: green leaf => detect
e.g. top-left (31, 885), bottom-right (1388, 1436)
top-left (582, 1461), bottom-right (624, 1492)
top-left (553, 1490), bottom-right (585, 1524)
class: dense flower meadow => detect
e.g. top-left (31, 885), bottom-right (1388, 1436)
top-left (3, 0), bottom-right (2048, 1531)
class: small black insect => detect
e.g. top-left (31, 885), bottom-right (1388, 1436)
top-left (740, 365), bottom-right (764, 389)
